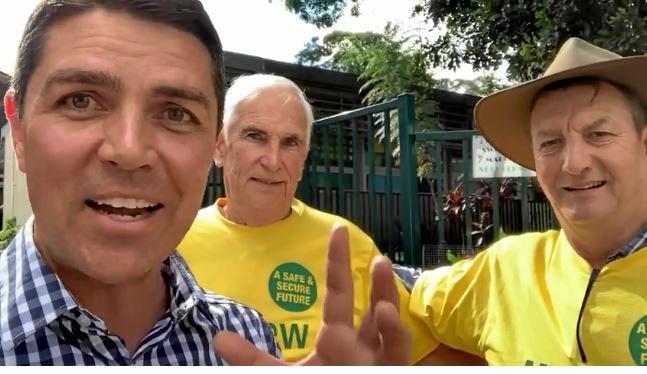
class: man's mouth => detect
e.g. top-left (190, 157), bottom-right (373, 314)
top-left (86, 197), bottom-right (163, 221)
top-left (563, 181), bottom-right (606, 192)
top-left (250, 177), bottom-right (283, 186)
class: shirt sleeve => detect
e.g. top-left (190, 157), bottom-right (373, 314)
top-left (409, 248), bottom-right (495, 357)
top-left (216, 301), bottom-right (282, 361)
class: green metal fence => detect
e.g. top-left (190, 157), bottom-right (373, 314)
top-left (298, 97), bottom-right (559, 267)
top-left (297, 94), bottom-right (420, 265)
top-left (415, 130), bottom-right (558, 266)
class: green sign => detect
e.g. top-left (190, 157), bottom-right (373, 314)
top-left (629, 315), bottom-right (647, 365)
top-left (268, 263), bottom-right (317, 312)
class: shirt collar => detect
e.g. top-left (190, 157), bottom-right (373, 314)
top-left (0, 216), bottom-right (78, 350)
top-left (164, 250), bottom-right (209, 321)
top-left (606, 227), bottom-right (647, 263)
top-left (0, 215), bottom-right (208, 351)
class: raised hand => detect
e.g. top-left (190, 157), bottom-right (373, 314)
top-left (213, 224), bottom-right (412, 365)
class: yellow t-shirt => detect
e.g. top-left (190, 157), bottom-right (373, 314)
top-left (179, 198), bottom-right (438, 363)
top-left (410, 230), bottom-right (647, 365)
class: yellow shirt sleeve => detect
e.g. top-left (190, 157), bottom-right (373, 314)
top-left (409, 249), bottom-right (495, 357)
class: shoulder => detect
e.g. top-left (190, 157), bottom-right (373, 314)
top-left (416, 230), bottom-right (561, 291)
top-left (203, 292), bottom-right (264, 322)
top-left (202, 291), bottom-right (280, 358)
top-left (486, 230), bottom-right (561, 261)
top-left (191, 205), bottom-right (221, 230)
top-left (179, 205), bottom-right (221, 251)
top-left (296, 199), bottom-right (375, 247)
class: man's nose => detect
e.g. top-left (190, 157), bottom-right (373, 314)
top-left (260, 141), bottom-right (281, 171)
top-left (562, 139), bottom-right (592, 176)
top-left (97, 111), bottom-right (158, 171)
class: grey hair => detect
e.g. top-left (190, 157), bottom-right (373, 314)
top-left (223, 74), bottom-right (314, 146)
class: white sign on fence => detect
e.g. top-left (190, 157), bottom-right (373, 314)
top-left (472, 135), bottom-right (535, 178)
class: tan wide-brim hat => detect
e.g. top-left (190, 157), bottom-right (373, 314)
top-left (474, 37), bottom-right (647, 170)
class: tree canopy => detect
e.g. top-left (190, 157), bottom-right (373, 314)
top-left (415, 0), bottom-right (647, 81)
top-left (286, 0), bottom-right (647, 82)
top-left (296, 25), bottom-right (437, 103)
top-left (282, 0), bottom-right (359, 28)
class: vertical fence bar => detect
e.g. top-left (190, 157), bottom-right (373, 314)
top-left (383, 111), bottom-right (394, 258)
top-left (296, 153), bottom-right (312, 204)
top-left (462, 138), bottom-right (473, 250)
top-left (491, 178), bottom-right (500, 239)
top-left (367, 115), bottom-right (378, 240)
top-left (397, 94), bottom-right (421, 266)
top-left (433, 142), bottom-right (445, 244)
top-left (323, 126), bottom-right (331, 211)
top-left (351, 120), bottom-right (360, 222)
top-left (549, 205), bottom-right (558, 229)
top-left (202, 165), bottom-right (216, 207)
top-left (520, 177), bottom-right (529, 232)
top-left (309, 131), bottom-right (319, 207)
top-left (336, 122), bottom-right (345, 216)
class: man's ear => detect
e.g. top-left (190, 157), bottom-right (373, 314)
top-left (214, 130), bottom-right (226, 168)
top-left (4, 89), bottom-right (27, 172)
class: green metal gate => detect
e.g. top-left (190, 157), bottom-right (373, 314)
top-left (415, 130), bottom-right (558, 267)
top-left (297, 94), bottom-right (420, 265)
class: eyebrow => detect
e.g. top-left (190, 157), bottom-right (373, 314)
top-left (240, 125), bottom-right (303, 140)
top-left (534, 118), bottom-right (610, 139)
top-left (43, 69), bottom-right (121, 93)
top-left (152, 86), bottom-right (210, 110)
top-left (240, 125), bottom-right (267, 136)
top-left (583, 118), bottom-right (608, 132)
top-left (533, 128), bottom-right (561, 139)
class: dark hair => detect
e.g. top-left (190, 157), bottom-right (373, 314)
top-left (536, 77), bottom-right (646, 133)
top-left (12, 0), bottom-right (224, 129)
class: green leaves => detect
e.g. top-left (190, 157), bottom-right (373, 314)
top-left (415, 0), bottom-right (647, 82)
top-left (282, 0), bottom-right (358, 28)
top-left (287, 0), bottom-right (647, 82)
top-left (0, 217), bottom-right (18, 251)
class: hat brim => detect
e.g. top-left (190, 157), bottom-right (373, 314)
top-left (474, 56), bottom-right (647, 170)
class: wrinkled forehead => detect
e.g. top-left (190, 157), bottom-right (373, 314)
top-left (530, 81), bottom-right (631, 131)
top-left (228, 86), bottom-right (306, 125)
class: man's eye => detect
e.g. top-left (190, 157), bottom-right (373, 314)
top-left (246, 132), bottom-right (264, 141)
top-left (539, 138), bottom-right (562, 151)
top-left (167, 107), bottom-right (188, 122)
top-left (283, 138), bottom-right (300, 147)
top-left (62, 93), bottom-right (93, 109)
top-left (590, 131), bottom-right (612, 139)
top-left (164, 107), bottom-right (195, 123)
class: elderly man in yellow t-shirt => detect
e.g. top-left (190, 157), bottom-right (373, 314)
top-left (178, 73), bottom-right (482, 365)
top-left (409, 38), bottom-right (647, 365)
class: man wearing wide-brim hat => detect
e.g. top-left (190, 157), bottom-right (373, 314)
top-left (409, 37), bottom-right (647, 365)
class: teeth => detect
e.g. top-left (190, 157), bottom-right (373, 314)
top-left (568, 181), bottom-right (604, 190)
top-left (107, 213), bottom-right (143, 222)
top-left (94, 197), bottom-right (158, 209)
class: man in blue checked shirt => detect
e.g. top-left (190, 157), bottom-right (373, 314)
top-left (0, 0), bottom-right (410, 366)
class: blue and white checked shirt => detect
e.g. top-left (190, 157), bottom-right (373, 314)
top-left (606, 227), bottom-right (647, 262)
top-left (0, 217), bottom-right (280, 365)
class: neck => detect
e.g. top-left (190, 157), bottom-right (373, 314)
top-left (219, 198), bottom-right (292, 227)
top-left (561, 216), bottom-right (647, 269)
